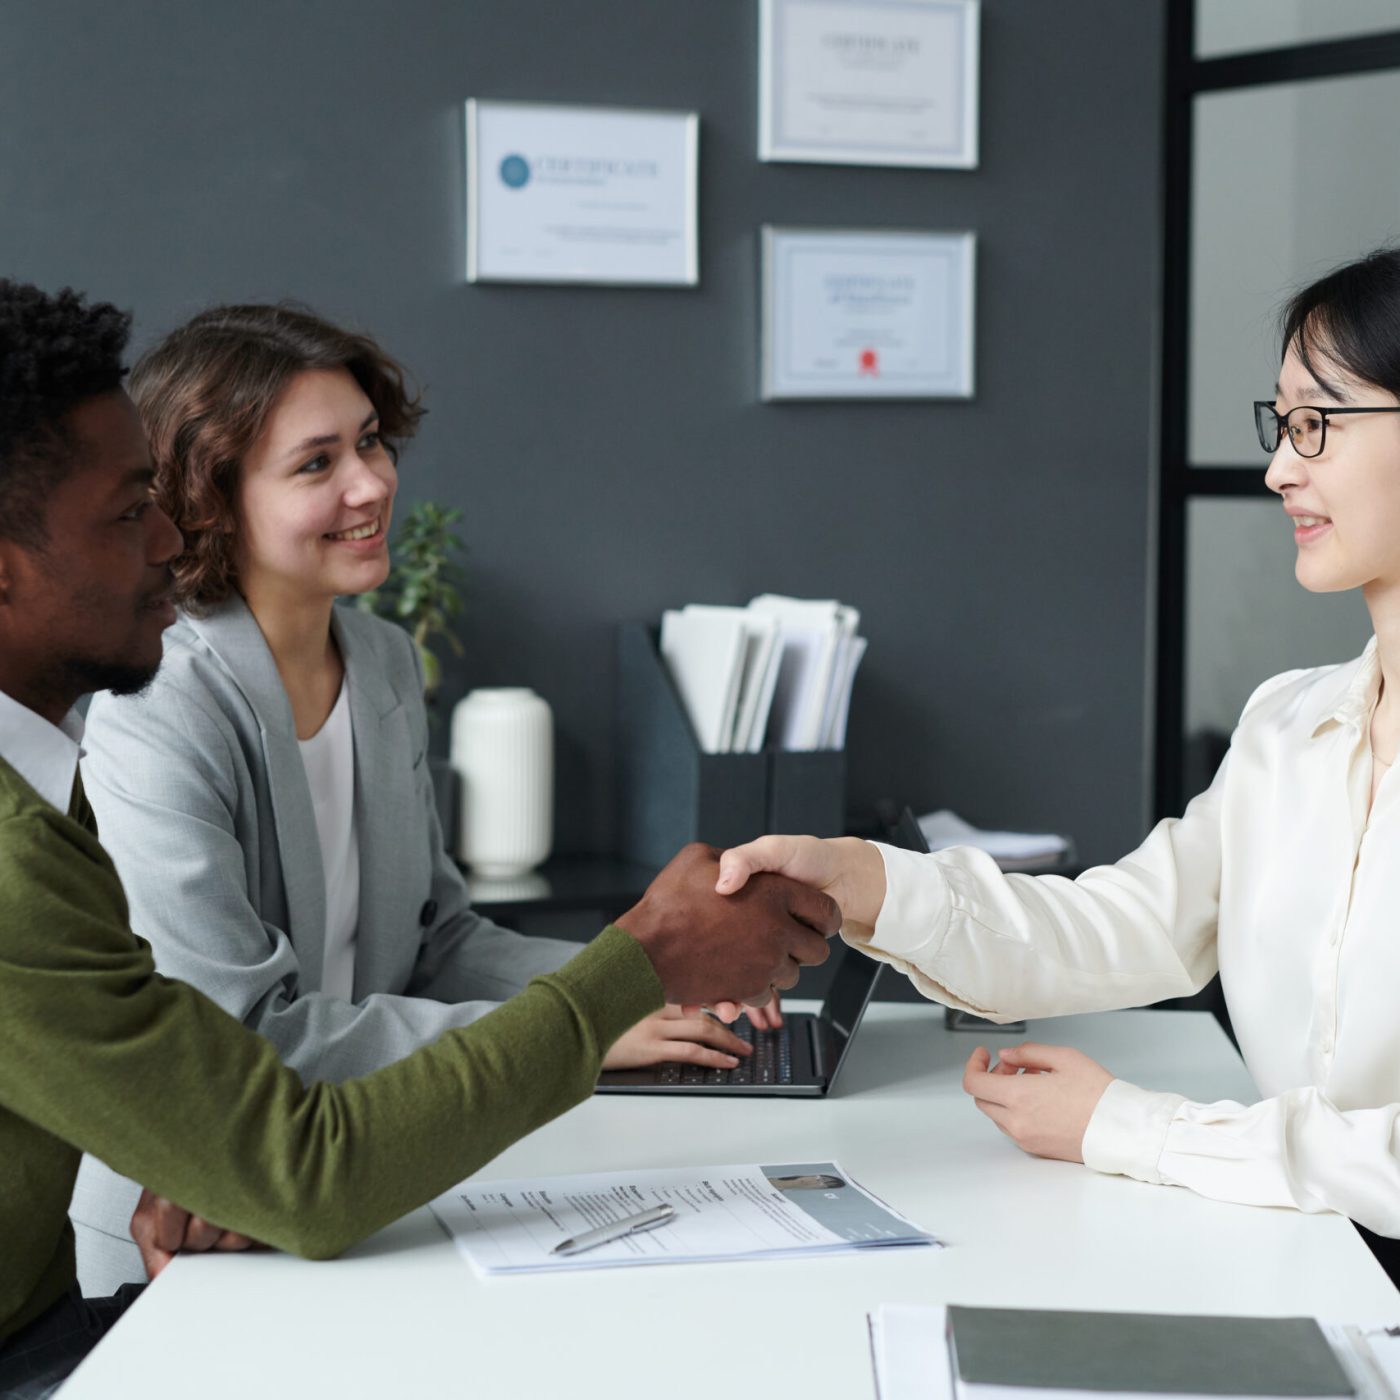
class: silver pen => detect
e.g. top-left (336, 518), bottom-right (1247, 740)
top-left (550, 1202), bottom-right (676, 1257)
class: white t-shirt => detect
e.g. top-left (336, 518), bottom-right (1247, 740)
top-left (298, 682), bottom-right (360, 1003)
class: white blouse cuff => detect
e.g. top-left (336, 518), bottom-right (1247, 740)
top-left (861, 842), bottom-right (955, 964)
top-left (1081, 1077), bottom-right (1186, 1183)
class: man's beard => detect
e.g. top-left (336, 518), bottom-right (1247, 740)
top-left (44, 573), bottom-right (172, 702)
top-left (19, 650), bottom-right (160, 726)
top-left (56, 654), bottom-right (161, 701)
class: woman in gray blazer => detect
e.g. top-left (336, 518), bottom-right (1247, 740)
top-left (73, 304), bottom-right (757, 1291)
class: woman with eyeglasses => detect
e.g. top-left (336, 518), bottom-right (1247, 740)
top-left (67, 303), bottom-right (766, 1293)
top-left (714, 246), bottom-right (1400, 1283)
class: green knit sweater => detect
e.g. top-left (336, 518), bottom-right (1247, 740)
top-left (0, 759), bottom-right (662, 1341)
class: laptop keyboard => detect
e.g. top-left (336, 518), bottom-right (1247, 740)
top-left (653, 1018), bottom-right (794, 1086)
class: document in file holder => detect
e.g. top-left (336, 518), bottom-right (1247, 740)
top-left (749, 594), bottom-right (861, 752)
top-left (428, 1160), bottom-right (938, 1275)
top-left (868, 1305), bottom-right (1400, 1400)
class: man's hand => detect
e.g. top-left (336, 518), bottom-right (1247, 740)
top-left (129, 1188), bottom-right (260, 1280)
top-left (602, 1004), bottom-right (756, 1070)
top-left (700, 835), bottom-right (886, 1020)
top-left (716, 835), bottom-right (886, 932)
top-left (617, 843), bottom-right (838, 1008)
top-left (961, 1043), bottom-right (1114, 1162)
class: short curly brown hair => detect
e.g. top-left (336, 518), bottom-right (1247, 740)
top-left (130, 303), bottom-right (425, 609)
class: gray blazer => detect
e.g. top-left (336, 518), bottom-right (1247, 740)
top-left (71, 595), bottom-right (578, 1286)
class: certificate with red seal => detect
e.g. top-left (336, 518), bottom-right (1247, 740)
top-left (760, 227), bottom-right (975, 400)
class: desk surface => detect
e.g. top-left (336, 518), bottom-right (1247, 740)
top-left (62, 1007), bottom-right (1399, 1400)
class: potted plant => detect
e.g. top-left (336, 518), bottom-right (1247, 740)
top-left (358, 501), bottom-right (467, 839)
top-left (358, 501), bottom-right (467, 699)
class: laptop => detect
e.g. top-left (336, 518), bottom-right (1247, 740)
top-left (596, 937), bottom-right (882, 1099)
top-left (594, 813), bottom-right (968, 1098)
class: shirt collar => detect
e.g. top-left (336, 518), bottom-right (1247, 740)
top-left (1311, 636), bottom-right (1381, 739)
top-left (0, 688), bottom-right (85, 812)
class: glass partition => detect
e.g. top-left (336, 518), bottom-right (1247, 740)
top-left (1182, 498), bottom-right (1372, 800)
top-left (1189, 68), bottom-right (1400, 467)
top-left (1196, 0), bottom-right (1400, 59)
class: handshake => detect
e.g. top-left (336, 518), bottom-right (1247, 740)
top-left (613, 841), bottom-right (842, 1011)
top-left (131, 838), bottom-right (847, 1279)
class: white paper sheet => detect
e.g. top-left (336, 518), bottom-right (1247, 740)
top-left (918, 809), bottom-right (1072, 867)
top-left (822, 634), bottom-right (868, 750)
top-left (1336, 1325), bottom-right (1400, 1400)
top-left (659, 606), bottom-right (748, 753)
top-left (871, 1304), bottom-right (954, 1400)
top-left (748, 595), bottom-right (860, 750)
top-left (430, 1160), bottom-right (937, 1275)
top-left (732, 613), bottom-right (782, 753)
top-left (749, 597), bottom-right (840, 751)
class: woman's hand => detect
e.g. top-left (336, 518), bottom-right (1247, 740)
top-left (602, 1004), bottom-right (760, 1071)
top-left (961, 1042), bottom-right (1114, 1162)
top-left (737, 998), bottom-right (783, 1031)
top-left (700, 836), bottom-right (887, 1023)
top-left (700, 992), bottom-right (788, 1027)
top-left (715, 836), bottom-right (886, 931)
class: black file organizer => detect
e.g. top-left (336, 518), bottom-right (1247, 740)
top-left (617, 623), bottom-right (846, 868)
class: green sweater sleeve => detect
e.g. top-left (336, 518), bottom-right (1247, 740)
top-left (0, 798), bottom-right (662, 1307)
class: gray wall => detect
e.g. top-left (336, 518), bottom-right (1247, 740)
top-left (0, 0), bottom-right (1164, 865)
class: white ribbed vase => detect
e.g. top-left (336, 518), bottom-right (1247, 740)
top-left (451, 688), bottom-right (553, 878)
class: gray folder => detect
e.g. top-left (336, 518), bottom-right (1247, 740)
top-left (946, 1306), bottom-right (1354, 1396)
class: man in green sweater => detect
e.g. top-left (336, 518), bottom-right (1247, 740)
top-left (0, 280), bottom-right (840, 1398)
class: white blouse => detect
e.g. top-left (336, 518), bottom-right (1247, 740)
top-left (858, 638), bottom-right (1400, 1236)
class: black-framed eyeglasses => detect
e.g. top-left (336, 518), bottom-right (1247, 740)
top-left (1254, 401), bottom-right (1400, 458)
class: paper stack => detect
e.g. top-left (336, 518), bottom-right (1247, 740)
top-left (430, 1160), bottom-right (937, 1277)
top-left (918, 809), bottom-right (1074, 873)
top-left (658, 595), bottom-right (866, 755)
top-left (749, 595), bottom-right (866, 752)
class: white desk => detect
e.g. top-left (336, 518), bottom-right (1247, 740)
top-left (62, 1007), bottom-right (1400, 1399)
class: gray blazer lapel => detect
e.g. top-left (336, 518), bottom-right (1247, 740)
top-left (184, 596), bottom-right (328, 990)
top-left (333, 606), bottom-right (411, 1001)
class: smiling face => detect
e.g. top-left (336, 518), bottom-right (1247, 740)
top-left (0, 391), bottom-right (182, 721)
top-left (1264, 339), bottom-right (1400, 597)
top-left (234, 367), bottom-right (397, 614)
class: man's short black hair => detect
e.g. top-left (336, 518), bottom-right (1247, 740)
top-left (0, 280), bottom-right (131, 547)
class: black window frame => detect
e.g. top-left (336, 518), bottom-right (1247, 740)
top-left (1154, 4), bottom-right (1400, 820)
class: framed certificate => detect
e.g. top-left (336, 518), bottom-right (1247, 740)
top-left (466, 100), bottom-right (699, 286)
top-left (759, 0), bottom-right (979, 168)
top-left (761, 227), bottom-right (975, 401)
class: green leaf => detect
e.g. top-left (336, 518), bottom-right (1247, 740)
top-left (369, 500), bottom-right (469, 696)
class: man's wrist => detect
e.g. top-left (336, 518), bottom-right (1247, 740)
top-left (563, 925), bottom-right (666, 1038)
top-left (612, 900), bottom-right (658, 963)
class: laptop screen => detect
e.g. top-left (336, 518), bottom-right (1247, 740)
top-left (815, 806), bottom-right (923, 1058)
top-left (889, 805), bottom-right (931, 856)
top-left (818, 811), bottom-right (934, 1050)
top-left (822, 945), bottom-right (880, 1043)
